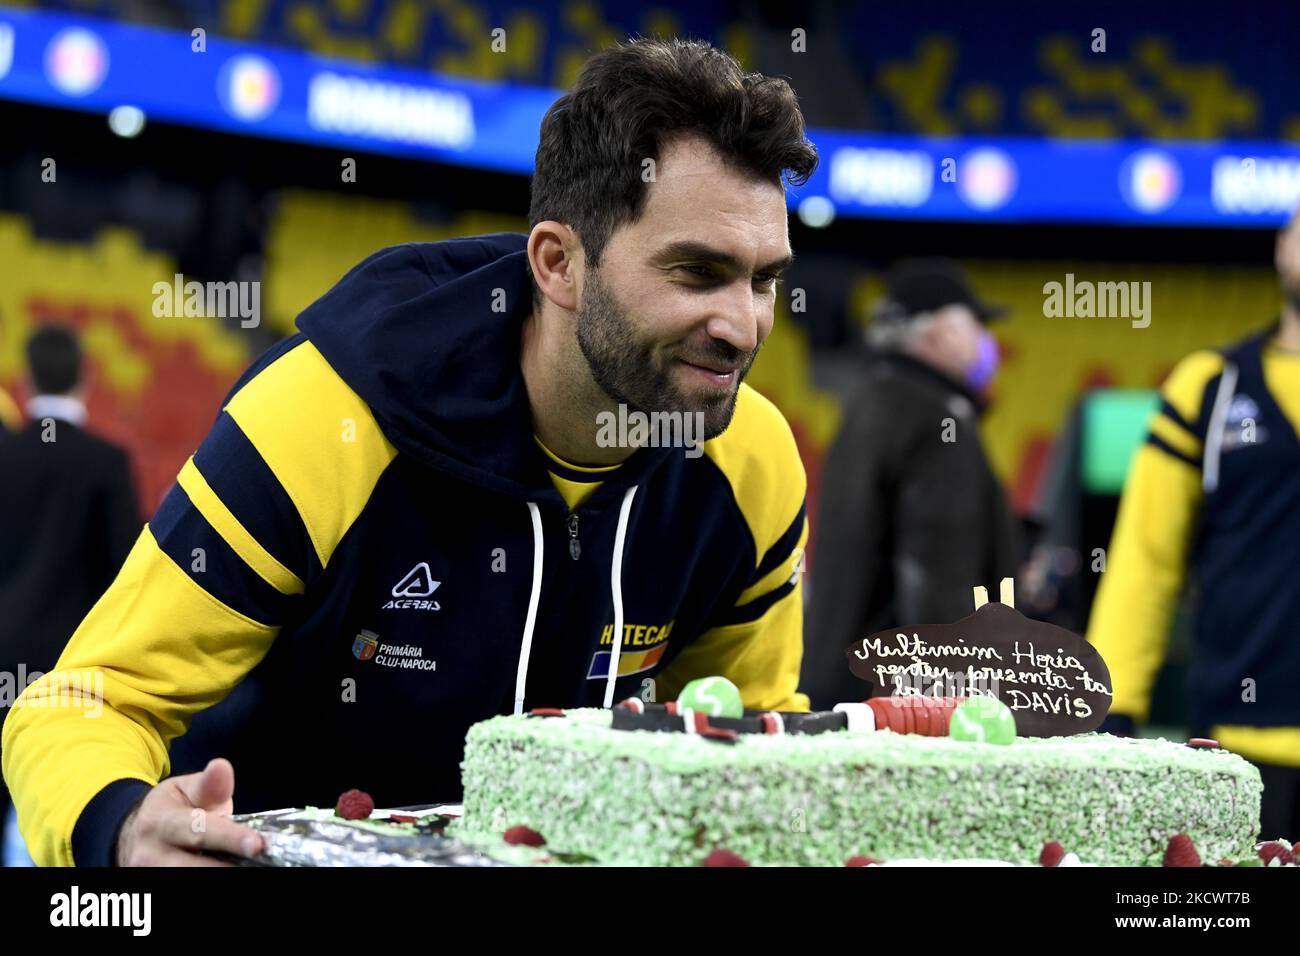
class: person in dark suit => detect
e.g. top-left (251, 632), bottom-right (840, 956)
top-left (0, 325), bottom-right (139, 862)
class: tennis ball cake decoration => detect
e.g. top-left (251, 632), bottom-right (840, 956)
top-left (949, 695), bottom-right (1018, 744)
top-left (677, 676), bottom-right (744, 719)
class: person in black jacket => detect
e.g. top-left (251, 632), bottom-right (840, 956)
top-left (802, 259), bottom-right (1022, 709)
top-left (0, 325), bottom-right (139, 861)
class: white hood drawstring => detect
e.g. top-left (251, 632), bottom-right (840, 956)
top-left (1203, 361), bottom-right (1239, 494)
top-left (603, 485), bottom-right (639, 708)
top-left (513, 502), bottom-right (545, 715)
top-left (513, 485), bottom-right (639, 715)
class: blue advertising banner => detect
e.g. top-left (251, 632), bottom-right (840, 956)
top-left (0, 6), bottom-right (556, 174)
top-left (3, 6), bottom-right (1299, 227)
top-left (793, 131), bottom-right (1300, 227)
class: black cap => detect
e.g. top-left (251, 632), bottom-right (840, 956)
top-left (880, 258), bottom-right (1006, 322)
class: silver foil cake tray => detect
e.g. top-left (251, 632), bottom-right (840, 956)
top-left (210, 806), bottom-right (510, 867)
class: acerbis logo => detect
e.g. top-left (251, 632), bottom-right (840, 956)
top-left (384, 562), bottom-right (441, 610)
top-left (1226, 394), bottom-right (1259, 424)
top-left (393, 562), bottom-right (439, 597)
top-left (1222, 392), bottom-right (1269, 450)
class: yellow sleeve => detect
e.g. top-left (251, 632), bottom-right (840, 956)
top-left (1, 528), bottom-right (281, 867)
top-left (1210, 725), bottom-right (1300, 766)
top-left (1, 341), bottom-right (396, 866)
top-left (656, 519), bottom-right (810, 712)
top-left (0, 385), bottom-right (20, 431)
top-left (1085, 350), bottom-right (1221, 723)
top-left (654, 385), bottom-right (811, 713)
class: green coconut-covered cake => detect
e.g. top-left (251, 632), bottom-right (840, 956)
top-left (452, 701), bottom-right (1263, 867)
top-left (453, 593), bottom-right (1267, 867)
top-left (227, 592), bottom-right (1280, 868)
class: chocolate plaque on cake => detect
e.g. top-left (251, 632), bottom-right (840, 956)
top-left (845, 596), bottom-right (1113, 737)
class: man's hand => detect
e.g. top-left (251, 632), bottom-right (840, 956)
top-left (115, 758), bottom-right (265, 866)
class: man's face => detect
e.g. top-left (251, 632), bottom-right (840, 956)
top-left (931, 303), bottom-right (984, 372)
top-left (574, 135), bottom-right (792, 440)
top-left (1276, 210), bottom-right (1300, 306)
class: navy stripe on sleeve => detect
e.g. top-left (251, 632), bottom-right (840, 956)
top-left (193, 412), bottom-right (318, 583)
top-left (713, 577), bottom-right (798, 627)
top-left (150, 483), bottom-right (295, 625)
top-left (752, 501), bottom-right (807, 583)
top-left (1145, 431), bottom-right (1200, 468)
top-left (1158, 398), bottom-right (1198, 437)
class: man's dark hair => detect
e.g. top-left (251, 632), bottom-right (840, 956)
top-left (26, 325), bottom-right (82, 395)
top-left (527, 37), bottom-right (819, 306)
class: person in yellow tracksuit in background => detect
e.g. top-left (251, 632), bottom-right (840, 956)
top-left (1088, 212), bottom-right (1300, 844)
top-left (0, 309), bottom-right (20, 434)
top-left (0, 386), bottom-right (19, 435)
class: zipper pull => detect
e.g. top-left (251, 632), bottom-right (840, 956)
top-left (567, 513), bottom-right (581, 560)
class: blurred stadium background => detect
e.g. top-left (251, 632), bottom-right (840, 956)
top-left (3, 0), bottom-right (1297, 731)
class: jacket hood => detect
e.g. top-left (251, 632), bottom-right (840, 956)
top-left (295, 233), bottom-right (669, 501)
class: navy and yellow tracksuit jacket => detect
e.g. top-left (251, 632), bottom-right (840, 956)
top-left (1088, 326), bottom-right (1300, 766)
top-left (2, 233), bottom-right (810, 867)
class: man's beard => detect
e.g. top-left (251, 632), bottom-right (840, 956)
top-left (575, 267), bottom-right (757, 441)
